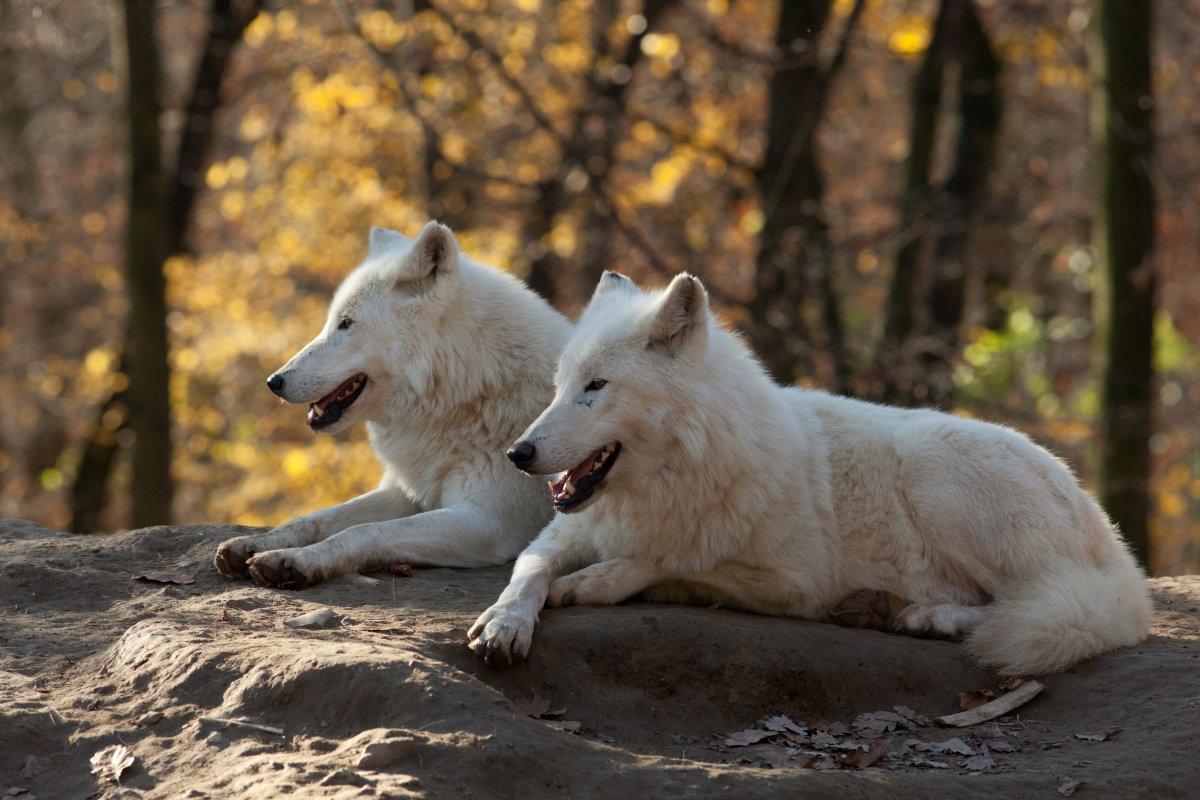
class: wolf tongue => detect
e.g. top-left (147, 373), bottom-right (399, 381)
top-left (566, 451), bottom-right (600, 483)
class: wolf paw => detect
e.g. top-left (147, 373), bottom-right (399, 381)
top-left (828, 589), bottom-right (909, 631)
top-left (467, 605), bottom-right (535, 667)
top-left (893, 603), bottom-right (986, 641)
top-left (246, 549), bottom-right (319, 589)
top-left (214, 537), bottom-right (259, 579)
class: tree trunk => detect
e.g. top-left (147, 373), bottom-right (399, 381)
top-left (72, 0), bottom-right (263, 531)
top-left (115, 0), bottom-right (173, 528)
top-left (876, 0), bottom-right (952, 404)
top-left (1090, 0), bottom-right (1155, 569)
top-left (749, 0), bottom-right (834, 386)
top-left (875, 0), bottom-right (999, 407)
top-left (923, 0), bottom-right (1001, 406)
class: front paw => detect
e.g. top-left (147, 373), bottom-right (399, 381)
top-left (246, 549), bottom-right (319, 589)
top-left (214, 536), bottom-right (259, 579)
top-left (467, 605), bottom-right (536, 666)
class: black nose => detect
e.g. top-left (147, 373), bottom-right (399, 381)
top-left (266, 373), bottom-right (285, 396)
top-left (507, 440), bottom-right (536, 470)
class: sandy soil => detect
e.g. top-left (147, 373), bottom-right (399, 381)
top-left (2, 518), bottom-right (1198, 799)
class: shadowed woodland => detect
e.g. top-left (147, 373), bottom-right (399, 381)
top-left (1, 0), bottom-right (1197, 574)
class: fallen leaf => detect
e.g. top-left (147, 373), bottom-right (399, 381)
top-left (812, 720), bottom-right (850, 736)
top-left (838, 737), bottom-right (890, 769)
top-left (388, 563), bottom-right (413, 577)
top-left (89, 744), bottom-right (135, 783)
top-left (724, 728), bottom-right (777, 747)
top-left (928, 737), bottom-right (974, 756)
top-left (5, 788), bottom-right (31, 797)
top-left (810, 753), bottom-right (840, 770)
top-left (761, 715), bottom-right (807, 735)
top-left (988, 739), bottom-right (1017, 753)
top-left (540, 719), bottom-right (582, 733)
top-left (893, 705), bottom-right (931, 726)
top-left (959, 690), bottom-right (994, 710)
top-left (515, 693), bottom-right (552, 719)
top-left (910, 758), bottom-right (950, 769)
top-left (809, 732), bottom-right (840, 749)
top-left (132, 571), bottom-right (194, 585)
top-left (998, 677), bottom-right (1026, 691)
top-left (961, 744), bottom-right (996, 771)
top-left (1058, 779), bottom-right (1085, 797)
top-left (1073, 726), bottom-right (1121, 742)
top-left (852, 710), bottom-right (907, 735)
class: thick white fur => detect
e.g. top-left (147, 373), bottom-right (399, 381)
top-left (213, 222), bottom-right (571, 586)
top-left (469, 272), bottom-right (1153, 675)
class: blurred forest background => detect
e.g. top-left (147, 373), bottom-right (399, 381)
top-left (1, 0), bottom-right (1197, 574)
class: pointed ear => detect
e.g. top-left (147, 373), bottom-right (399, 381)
top-left (396, 221), bottom-right (459, 292)
top-left (647, 273), bottom-right (708, 356)
top-left (590, 270), bottom-right (637, 303)
top-left (368, 225), bottom-right (410, 258)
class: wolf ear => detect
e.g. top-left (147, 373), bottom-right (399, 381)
top-left (395, 221), bottom-right (458, 292)
top-left (647, 273), bottom-right (708, 356)
top-left (590, 270), bottom-right (637, 302)
top-left (368, 225), bottom-right (411, 258)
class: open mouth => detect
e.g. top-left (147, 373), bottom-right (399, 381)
top-left (549, 442), bottom-right (621, 512)
top-left (307, 373), bottom-right (368, 430)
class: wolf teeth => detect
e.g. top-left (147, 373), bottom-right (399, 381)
top-left (312, 406), bottom-right (324, 418)
top-left (564, 480), bottom-right (576, 496)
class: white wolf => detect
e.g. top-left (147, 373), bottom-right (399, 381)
top-left (469, 271), bottom-right (1153, 675)
top-left (213, 222), bottom-right (571, 587)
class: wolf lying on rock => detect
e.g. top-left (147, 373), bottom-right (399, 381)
top-left (214, 222), bottom-right (570, 588)
top-left (470, 271), bottom-right (1152, 676)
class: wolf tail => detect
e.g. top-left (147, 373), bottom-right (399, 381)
top-left (966, 549), bottom-right (1153, 676)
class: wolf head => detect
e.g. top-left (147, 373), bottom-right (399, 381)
top-left (266, 221), bottom-right (462, 434)
top-left (508, 271), bottom-right (712, 513)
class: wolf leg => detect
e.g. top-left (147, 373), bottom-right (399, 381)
top-left (469, 519), bottom-right (597, 665)
top-left (547, 558), bottom-right (667, 607)
top-left (214, 487), bottom-right (418, 579)
top-left (892, 602), bottom-right (988, 641)
top-left (245, 501), bottom-right (527, 588)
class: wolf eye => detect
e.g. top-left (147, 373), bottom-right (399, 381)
top-left (585, 379), bottom-right (607, 392)
top-left (337, 318), bottom-right (353, 331)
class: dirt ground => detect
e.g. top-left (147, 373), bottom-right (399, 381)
top-left (2, 518), bottom-right (1199, 799)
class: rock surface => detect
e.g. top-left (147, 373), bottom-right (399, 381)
top-left (1, 519), bottom-right (1198, 798)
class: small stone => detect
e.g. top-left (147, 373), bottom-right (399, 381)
top-left (357, 737), bottom-right (419, 770)
top-left (320, 769), bottom-right (372, 787)
top-left (283, 608), bottom-right (341, 630)
top-left (134, 711), bottom-right (164, 727)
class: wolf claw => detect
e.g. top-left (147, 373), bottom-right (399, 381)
top-left (213, 540), bottom-right (256, 579)
top-left (247, 555), bottom-right (315, 589)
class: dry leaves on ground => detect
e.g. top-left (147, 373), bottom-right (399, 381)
top-left (131, 571), bottom-right (194, 585)
top-left (1058, 779), bottom-right (1085, 796)
top-left (961, 744), bottom-right (997, 771)
top-left (89, 744), bottom-right (135, 783)
top-left (514, 693), bottom-right (581, 734)
top-left (1073, 726), bottom-right (1121, 742)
